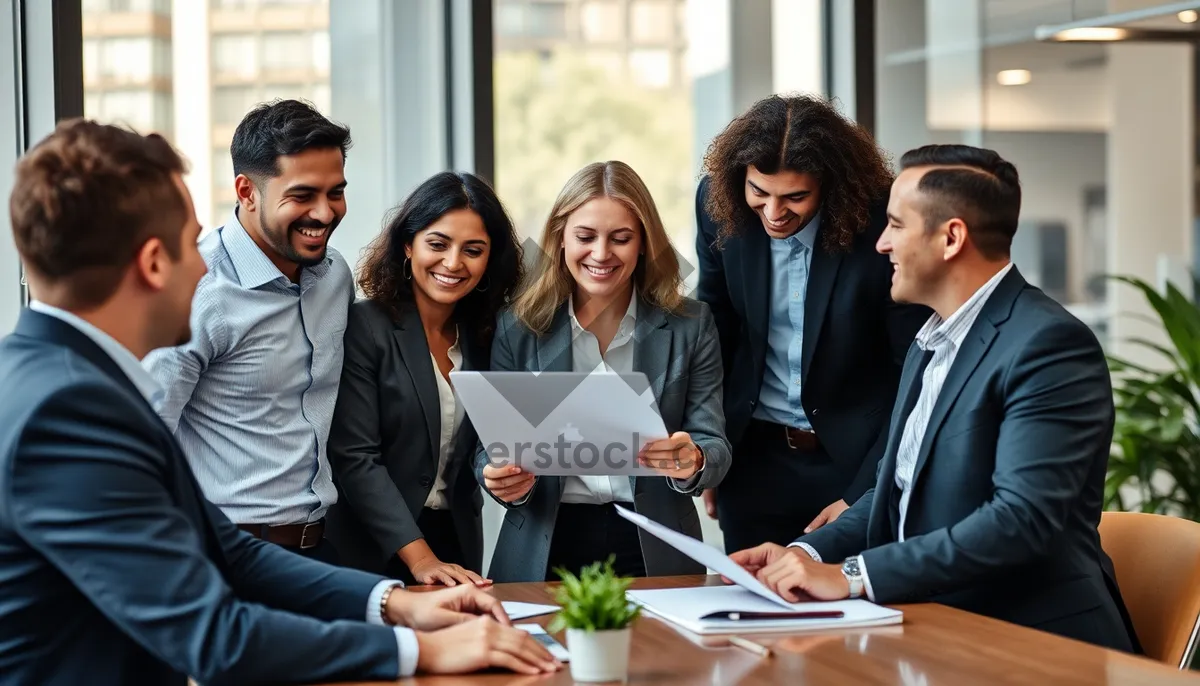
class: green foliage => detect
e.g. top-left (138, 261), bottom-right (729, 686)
top-left (547, 556), bottom-right (642, 633)
top-left (1106, 275), bottom-right (1200, 519)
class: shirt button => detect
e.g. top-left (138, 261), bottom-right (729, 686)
top-left (793, 291), bottom-right (799, 298)
top-left (812, 408), bottom-right (821, 417)
top-left (794, 378), bottom-right (801, 385)
top-left (420, 475), bottom-right (432, 488)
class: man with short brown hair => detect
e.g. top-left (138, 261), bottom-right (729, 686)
top-left (0, 119), bottom-right (560, 686)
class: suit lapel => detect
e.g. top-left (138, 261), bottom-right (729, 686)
top-left (393, 308), bottom-right (441, 463)
top-left (631, 302), bottom-right (671, 494)
top-left (872, 344), bottom-right (933, 542)
top-left (908, 268), bottom-right (1025, 491)
top-left (536, 305), bottom-right (574, 372)
top-left (740, 227), bottom-right (771, 377)
top-left (801, 238), bottom-right (844, 380)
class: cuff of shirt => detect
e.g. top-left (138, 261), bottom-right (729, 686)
top-left (669, 447), bottom-right (707, 494)
top-left (366, 579), bottom-right (406, 625)
top-left (367, 580), bottom-right (418, 678)
top-left (858, 554), bottom-right (876, 602)
top-left (787, 542), bottom-right (822, 562)
top-left (393, 627), bottom-right (420, 677)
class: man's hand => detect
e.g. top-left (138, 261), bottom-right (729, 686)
top-left (701, 488), bottom-right (717, 518)
top-left (482, 464), bottom-right (536, 503)
top-left (639, 431), bottom-right (703, 479)
top-left (727, 542), bottom-right (789, 579)
top-left (804, 498), bottom-right (849, 533)
top-left (385, 583), bottom-right (509, 631)
top-left (415, 616), bottom-right (562, 675)
top-left (756, 549), bottom-right (850, 602)
top-left (409, 557), bottom-right (492, 587)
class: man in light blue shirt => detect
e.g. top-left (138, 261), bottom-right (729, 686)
top-left (145, 99), bottom-right (355, 562)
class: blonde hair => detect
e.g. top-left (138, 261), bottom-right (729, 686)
top-left (512, 160), bottom-right (684, 334)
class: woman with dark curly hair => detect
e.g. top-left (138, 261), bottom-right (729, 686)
top-left (693, 93), bottom-right (930, 554)
top-left (325, 171), bottom-right (524, 586)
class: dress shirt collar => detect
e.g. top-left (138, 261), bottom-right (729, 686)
top-left (916, 261), bottom-right (1015, 351)
top-left (28, 300), bottom-right (164, 404)
top-left (568, 289), bottom-right (638, 337)
top-left (222, 207), bottom-right (331, 289)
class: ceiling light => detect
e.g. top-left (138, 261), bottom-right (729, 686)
top-left (996, 69), bottom-right (1032, 86)
top-left (1051, 27), bottom-right (1129, 41)
top-left (1179, 10), bottom-right (1198, 23)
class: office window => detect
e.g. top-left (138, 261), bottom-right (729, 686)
top-left (212, 33), bottom-right (259, 78)
top-left (581, 1), bottom-right (622, 43)
top-left (212, 85), bottom-right (259, 125)
top-left (82, 0), bottom-right (334, 233)
top-left (630, 0), bottom-right (673, 43)
top-left (493, 0), bottom-right (696, 253)
top-left (262, 32), bottom-right (311, 71)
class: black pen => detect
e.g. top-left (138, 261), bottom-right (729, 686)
top-left (702, 610), bottom-right (846, 621)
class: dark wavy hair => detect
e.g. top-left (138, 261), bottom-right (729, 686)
top-left (701, 93), bottom-right (894, 252)
top-left (357, 171), bottom-right (524, 346)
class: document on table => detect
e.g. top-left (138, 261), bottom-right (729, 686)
top-left (625, 585), bottom-right (903, 635)
top-left (502, 602), bottom-right (559, 621)
top-left (613, 503), bottom-right (903, 634)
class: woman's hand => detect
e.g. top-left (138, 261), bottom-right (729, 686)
top-left (482, 464), bottom-right (536, 503)
top-left (638, 431), bottom-right (704, 479)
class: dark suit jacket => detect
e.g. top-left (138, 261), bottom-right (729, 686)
top-left (694, 177), bottom-right (930, 501)
top-left (475, 296), bottom-right (732, 582)
top-left (0, 310), bottom-right (404, 686)
top-left (794, 267), bottom-right (1139, 652)
top-left (326, 300), bottom-right (485, 574)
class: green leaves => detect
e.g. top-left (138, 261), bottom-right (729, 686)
top-left (546, 556), bottom-right (642, 633)
top-left (1107, 275), bottom-right (1200, 520)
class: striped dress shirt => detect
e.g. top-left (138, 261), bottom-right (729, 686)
top-left (796, 262), bottom-right (1014, 602)
top-left (143, 210), bottom-right (355, 526)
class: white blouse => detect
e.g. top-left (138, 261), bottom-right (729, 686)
top-left (425, 334), bottom-right (464, 510)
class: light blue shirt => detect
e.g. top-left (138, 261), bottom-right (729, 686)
top-left (30, 300), bottom-right (418, 677)
top-left (752, 213), bottom-right (819, 430)
top-left (143, 209), bottom-right (355, 526)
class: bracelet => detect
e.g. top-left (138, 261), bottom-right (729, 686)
top-left (380, 583), bottom-right (399, 626)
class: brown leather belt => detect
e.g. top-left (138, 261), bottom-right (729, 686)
top-left (749, 418), bottom-right (820, 451)
top-left (237, 519), bottom-right (325, 549)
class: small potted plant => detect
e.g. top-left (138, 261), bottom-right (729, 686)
top-left (547, 556), bottom-right (642, 682)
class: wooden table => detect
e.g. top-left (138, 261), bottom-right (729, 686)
top-left (331, 575), bottom-right (1198, 685)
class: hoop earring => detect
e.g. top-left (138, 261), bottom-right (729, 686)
top-left (475, 274), bottom-right (490, 292)
top-left (402, 257), bottom-right (412, 280)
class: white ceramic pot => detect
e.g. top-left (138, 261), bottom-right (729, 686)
top-left (565, 626), bottom-right (632, 682)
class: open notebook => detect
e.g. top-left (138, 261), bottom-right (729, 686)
top-left (614, 504), bottom-right (903, 635)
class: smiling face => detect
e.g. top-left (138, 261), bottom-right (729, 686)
top-left (877, 167), bottom-right (947, 306)
top-left (561, 196), bottom-right (643, 302)
top-left (744, 165), bottom-right (821, 239)
top-left (237, 146), bottom-right (347, 277)
top-left (404, 208), bottom-right (491, 310)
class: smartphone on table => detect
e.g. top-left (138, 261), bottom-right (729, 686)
top-left (516, 624), bottom-right (570, 662)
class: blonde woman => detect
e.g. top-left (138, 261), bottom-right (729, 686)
top-left (473, 161), bottom-right (732, 582)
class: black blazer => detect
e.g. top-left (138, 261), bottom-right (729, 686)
top-left (0, 309), bottom-right (404, 686)
top-left (795, 268), bottom-right (1140, 653)
top-left (694, 176), bottom-right (931, 501)
top-left (326, 300), bottom-right (486, 575)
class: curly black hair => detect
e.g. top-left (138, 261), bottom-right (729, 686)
top-left (357, 171), bottom-right (524, 347)
top-left (701, 93), bottom-right (894, 252)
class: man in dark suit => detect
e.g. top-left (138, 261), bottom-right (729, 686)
top-left (730, 144), bottom-right (1139, 653)
top-left (0, 119), bottom-right (559, 685)
top-left (695, 94), bottom-right (929, 552)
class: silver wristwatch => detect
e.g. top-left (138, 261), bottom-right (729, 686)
top-left (841, 557), bottom-right (864, 598)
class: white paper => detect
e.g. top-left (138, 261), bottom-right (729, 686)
top-left (502, 601), bottom-right (559, 621)
top-left (613, 504), bottom-right (800, 610)
top-left (626, 586), bottom-right (903, 635)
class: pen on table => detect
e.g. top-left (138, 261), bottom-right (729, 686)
top-left (727, 635), bottom-right (771, 658)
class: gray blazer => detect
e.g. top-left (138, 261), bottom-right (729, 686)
top-left (476, 295), bottom-right (732, 582)
top-left (326, 300), bottom-right (485, 575)
top-left (793, 267), bottom-right (1139, 653)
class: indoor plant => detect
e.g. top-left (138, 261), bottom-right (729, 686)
top-left (1106, 275), bottom-right (1200, 519)
top-left (548, 556), bottom-right (642, 682)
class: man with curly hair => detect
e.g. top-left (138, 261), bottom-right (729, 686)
top-left (694, 93), bottom-right (929, 553)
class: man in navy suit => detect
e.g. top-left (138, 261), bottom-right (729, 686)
top-left (729, 144), bottom-right (1139, 653)
top-left (0, 119), bottom-right (560, 685)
